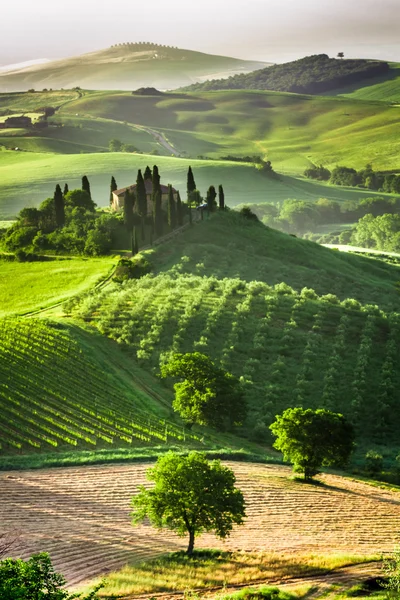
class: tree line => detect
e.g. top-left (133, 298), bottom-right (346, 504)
top-left (305, 163), bottom-right (400, 194)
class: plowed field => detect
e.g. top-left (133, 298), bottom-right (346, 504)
top-left (1, 462), bottom-right (399, 587)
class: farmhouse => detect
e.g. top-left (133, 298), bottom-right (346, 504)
top-left (111, 181), bottom-right (178, 214)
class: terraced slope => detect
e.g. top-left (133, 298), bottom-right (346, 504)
top-left (0, 318), bottom-right (202, 454)
top-left (1, 462), bottom-right (399, 587)
top-left (0, 44), bottom-right (268, 92)
top-left (66, 213), bottom-right (400, 444)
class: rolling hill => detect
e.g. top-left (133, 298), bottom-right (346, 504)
top-left (65, 211), bottom-right (400, 447)
top-left (0, 43), bottom-right (269, 92)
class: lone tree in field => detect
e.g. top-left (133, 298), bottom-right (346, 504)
top-left (337, 52), bottom-right (344, 59)
top-left (53, 184), bottom-right (65, 228)
top-left (81, 175), bottom-right (91, 199)
top-left (161, 352), bottom-right (246, 430)
top-left (270, 407), bottom-right (355, 481)
top-left (109, 175), bottom-right (117, 206)
top-left (131, 452), bottom-right (246, 555)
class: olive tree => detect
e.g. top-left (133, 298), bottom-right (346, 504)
top-left (131, 452), bottom-right (245, 555)
top-left (270, 407), bottom-right (355, 480)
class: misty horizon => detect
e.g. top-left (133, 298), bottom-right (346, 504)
top-left (1, 0), bottom-right (399, 68)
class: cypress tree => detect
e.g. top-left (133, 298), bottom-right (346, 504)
top-left (153, 189), bottom-right (163, 237)
top-left (187, 166), bottom-right (196, 202)
top-left (82, 175), bottom-right (91, 199)
top-left (123, 188), bottom-right (135, 232)
top-left (63, 183), bottom-right (69, 196)
top-left (206, 185), bottom-right (217, 212)
top-left (176, 191), bottom-right (183, 226)
top-left (167, 184), bottom-right (177, 230)
top-left (136, 169), bottom-right (147, 218)
top-left (218, 184), bottom-right (225, 210)
top-left (144, 165), bottom-right (152, 181)
top-left (131, 227), bottom-right (139, 255)
top-left (110, 176), bottom-right (117, 206)
top-left (54, 184), bottom-right (65, 228)
top-left (189, 201), bottom-right (192, 226)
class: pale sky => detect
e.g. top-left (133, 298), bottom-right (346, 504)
top-left (1, 0), bottom-right (399, 67)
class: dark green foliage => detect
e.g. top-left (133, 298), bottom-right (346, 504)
top-left (131, 452), bottom-right (246, 554)
top-left (161, 352), bottom-right (246, 430)
top-left (364, 450), bottom-right (384, 476)
top-left (123, 189), bottom-right (135, 232)
top-left (0, 552), bottom-right (104, 599)
top-left (144, 166), bottom-right (152, 181)
top-left (304, 165), bottom-right (331, 181)
top-left (206, 186), bottom-right (217, 212)
top-left (270, 407), bottom-right (355, 480)
top-left (239, 206), bottom-right (259, 221)
top-left (131, 227), bottom-right (139, 256)
top-left (110, 176), bottom-right (117, 205)
top-left (352, 214), bottom-right (400, 252)
top-left (167, 184), bottom-right (177, 229)
top-left (330, 166), bottom-right (359, 187)
top-left (81, 175), bottom-right (91, 199)
top-left (113, 255), bottom-right (152, 282)
top-left (189, 190), bottom-right (202, 207)
top-left (183, 54), bottom-right (390, 94)
top-left (187, 166), bottom-right (196, 200)
top-left (53, 184), bottom-right (65, 229)
top-left (176, 191), bottom-right (183, 226)
top-left (218, 185), bottom-right (225, 210)
top-left (136, 169), bottom-right (147, 217)
top-left (63, 183), bottom-right (69, 196)
top-left (65, 189), bottom-right (96, 212)
top-left (383, 548), bottom-right (400, 596)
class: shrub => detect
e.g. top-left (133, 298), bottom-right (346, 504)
top-left (113, 256), bottom-right (152, 282)
top-left (364, 450), bottom-right (383, 476)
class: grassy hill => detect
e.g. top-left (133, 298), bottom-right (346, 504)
top-left (0, 149), bottom-right (394, 219)
top-left (65, 212), bottom-right (400, 447)
top-left (0, 43), bottom-right (268, 92)
top-left (0, 317), bottom-right (207, 455)
top-left (181, 54), bottom-right (390, 95)
top-left (58, 89), bottom-right (400, 172)
top-left (332, 62), bottom-right (400, 103)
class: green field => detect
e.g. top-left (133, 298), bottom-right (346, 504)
top-left (0, 149), bottom-right (394, 219)
top-left (0, 317), bottom-right (210, 454)
top-left (57, 89), bottom-right (400, 171)
top-left (332, 63), bottom-right (400, 102)
top-left (0, 256), bottom-right (115, 316)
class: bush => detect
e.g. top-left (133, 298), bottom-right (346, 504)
top-left (364, 450), bottom-right (383, 476)
top-left (113, 256), bottom-right (152, 282)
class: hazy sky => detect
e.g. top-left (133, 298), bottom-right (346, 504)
top-left (2, 0), bottom-right (399, 66)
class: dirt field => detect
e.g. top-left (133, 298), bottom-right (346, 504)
top-left (1, 462), bottom-right (400, 587)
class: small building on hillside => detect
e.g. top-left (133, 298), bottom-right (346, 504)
top-left (3, 115), bottom-right (32, 129)
top-left (111, 180), bottom-right (178, 214)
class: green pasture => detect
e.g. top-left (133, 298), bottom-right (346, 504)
top-left (0, 256), bottom-right (115, 316)
top-left (58, 89), bottom-right (400, 172)
top-left (332, 63), bottom-right (400, 102)
top-left (0, 150), bottom-right (394, 218)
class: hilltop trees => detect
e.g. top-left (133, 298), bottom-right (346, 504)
top-left (218, 185), bottom-right (225, 210)
top-left (270, 407), bottom-right (355, 481)
top-left (161, 352), bottom-right (246, 430)
top-left (144, 165), bottom-right (152, 181)
top-left (152, 165), bottom-right (163, 237)
top-left (131, 452), bottom-right (246, 555)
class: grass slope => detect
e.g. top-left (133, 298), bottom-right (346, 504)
top-left (333, 63), bottom-right (400, 102)
top-left (66, 212), bottom-right (400, 445)
top-left (0, 44), bottom-right (268, 92)
top-left (0, 317), bottom-right (206, 455)
top-left (0, 149), bottom-right (394, 219)
top-left (0, 256), bottom-right (115, 316)
top-left (58, 89), bottom-right (400, 172)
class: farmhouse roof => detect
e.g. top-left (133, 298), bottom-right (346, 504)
top-left (114, 181), bottom-right (177, 196)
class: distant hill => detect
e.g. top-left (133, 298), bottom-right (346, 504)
top-left (0, 43), bottom-right (269, 92)
top-left (181, 54), bottom-right (390, 95)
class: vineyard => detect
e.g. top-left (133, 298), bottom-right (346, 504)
top-left (66, 269), bottom-right (400, 443)
top-left (1, 462), bottom-right (399, 589)
top-left (0, 318), bottom-right (203, 454)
